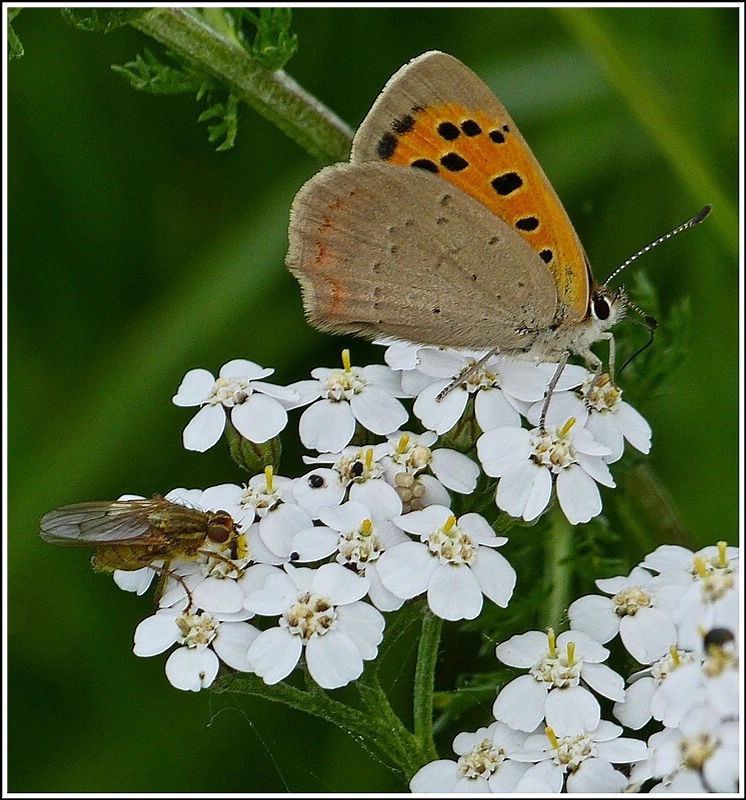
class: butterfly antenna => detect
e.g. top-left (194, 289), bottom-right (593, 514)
top-left (604, 204), bottom-right (712, 287)
top-left (609, 205), bottom-right (710, 375)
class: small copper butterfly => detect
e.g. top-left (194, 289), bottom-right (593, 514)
top-left (287, 51), bottom-right (706, 377)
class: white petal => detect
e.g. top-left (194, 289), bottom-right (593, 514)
top-left (473, 387), bottom-right (522, 430)
top-left (410, 760), bottom-right (460, 793)
top-left (247, 627), bottom-right (302, 684)
top-left (567, 758), bottom-right (627, 793)
top-left (305, 629), bottom-right (363, 689)
top-left (318, 499), bottom-right (369, 530)
top-left (596, 735), bottom-right (649, 764)
top-left (545, 685), bottom-right (600, 736)
top-left (364, 563), bottom-right (406, 611)
top-left (617, 401), bottom-right (652, 453)
top-left (471, 548), bottom-right (516, 608)
top-left (612, 676), bottom-right (654, 730)
top-left (429, 448), bottom-right (479, 493)
top-left (230, 393), bottom-right (287, 443)
top-left (476, 426), bottom-right (531, 477)
top-left (360, 363), bottom-right (406, 395)
top-left (376, 541), bottom-right (437, 598)
top-left (581, 662), bottom-right (626, 702)
top-left (250, 380), bottom-right (301, 405)
top-left (312, 562), bottom-right (369, 604)
top-left (292, 468), bottom-right (346, 517)
top-left (349, 479), bottom-right (403, 521)
top-left (335, 601), bottom-right (385, 657)
top-left (172, 368), bottom-right (215, 406)
top-left (394, 504), bottom-right (451, 535)
top-left (289, 525), bottom-right (338, 562)
top-left (457, 512), bottom-right (502, 545)
top-left (133, 612), bottom-right (180, 656)
top-left (495, 630), bottom-right (549, 667)
top-left (165, 647), bottom-right (219, 692)
top-left (576, 452), bottom-right (616, 487)
top-left (192, 576), bottom-right (245, 614)
top-left (219, 358), bottom-right (272, 381)
top-left (114, 566), bottom-right (156, 595)
top-left (350, 386), bottom-right (408, 435)
top-left (259, 503), bottom-right (314, 560)
top-left (212, 622), bottom-right (260, 671)
top-left (413, 381), bottom-right (467, 434)
top-left (497, 461), bottom-right (551, 522)
top-left (299, 399), bottom-right (356, 452)
top-left (568, 594), bottom-right (619, 643)
top-left (182, 404), bottom-right (226, 452)
top-left (492, 674), bottom-right (547, 731)
top-left (427, 563), bottom-right (483, 621)
top-left (556, 466), bottom-right (602, 524)
top-left (619, 608), bottom-right (677, 664)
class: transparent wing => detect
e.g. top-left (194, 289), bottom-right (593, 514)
top-left (39, 499), bottom-right (167, 546)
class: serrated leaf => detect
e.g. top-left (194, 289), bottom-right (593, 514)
top-left (198, 93), bottom-right (240, 152)
top-left (60, 8), bottom-right (149, 33)
top-left (8, 8), bottom-right (24, 60)
top-left (227, 7), bottom-right (298, 70)
top-left (111, 48), bottom-right (198, 95)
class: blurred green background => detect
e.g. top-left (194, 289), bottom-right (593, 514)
top-left (8, 7), bottom-right (739, 793)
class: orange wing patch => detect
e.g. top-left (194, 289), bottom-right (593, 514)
top-left (375, 102), bottom-right (590, 320)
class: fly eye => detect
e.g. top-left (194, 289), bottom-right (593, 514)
top-left (592, 295), bottom-right (611, 321)
top-left (207, 515), bottom-right (233, 544)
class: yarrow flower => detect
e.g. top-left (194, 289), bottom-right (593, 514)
top-left (173, 359), bottom-right (299, 451)
top-left (291, 348), bottom-right (408, 453)
top-left (376, 505), bottom-right (516, 621)
top-left (493, 628), bottom-right (625, 736)
top-left (243, 562), bottom-right (385, 689)
top-left (477, 413), bottom-right (614, 525)
top-left (511, 720), bottom-right (648, 793)
top-left (133, 607), bottom-right (258, 692)
top-left (409, 721), bottom-right (537, 793)
top-left (568, 565), bottom-right (677, 664)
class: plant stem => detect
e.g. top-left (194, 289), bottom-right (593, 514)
top-left (544, 506), bottom-right (573, 629)
top-left (413, 609), bottom-right (442, 762)
top-left (132, 8), bottom-right (353, 163)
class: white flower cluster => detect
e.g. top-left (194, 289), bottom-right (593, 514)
top-left (120, 342), bottom-right (650, 692)
top-left (410, 541), bottom-right (740, 793)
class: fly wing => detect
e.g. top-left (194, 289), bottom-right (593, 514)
top-left (287, 161), bottom-right (559, 353)
top-left (39, 499), bottom-right (164, 546)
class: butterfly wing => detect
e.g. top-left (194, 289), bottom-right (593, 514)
top-left (351, 50), bottom-right (591, 322)
top-left (288, 160), bottom-right (559, 352)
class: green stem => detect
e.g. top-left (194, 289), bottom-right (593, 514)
top-left (131, 8), bottom-right (353, 163)
top-left (412, 609), bottom-right (442, 762)
top-left (544, 506), bottom-right (573, 629)
top-left (215, 672), bottom-right (406, 770)
top-left (356, 670), bottom-right (424, 777)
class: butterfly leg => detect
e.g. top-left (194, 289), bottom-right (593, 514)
top-left (538, 351), bottom-right (570, 431)
top-left (435, 348), bottom-right (497, 402)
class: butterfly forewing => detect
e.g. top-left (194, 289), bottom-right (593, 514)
top-left (350, 50), bottom-right (591, 321)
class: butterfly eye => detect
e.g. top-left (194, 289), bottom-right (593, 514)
top-left (592, 295), bottom-right (611, 321)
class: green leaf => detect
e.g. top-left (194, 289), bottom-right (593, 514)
top-left (60, 8), bottom-right (149, 33)
top-left (111, 48), bottom-right (198, 95)
top-left (7, 8), bottom-right (24, 60)
top-left (197, 93), bottom-right (240, 151)
top-left (231, 8), bottom-right (299, 70)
